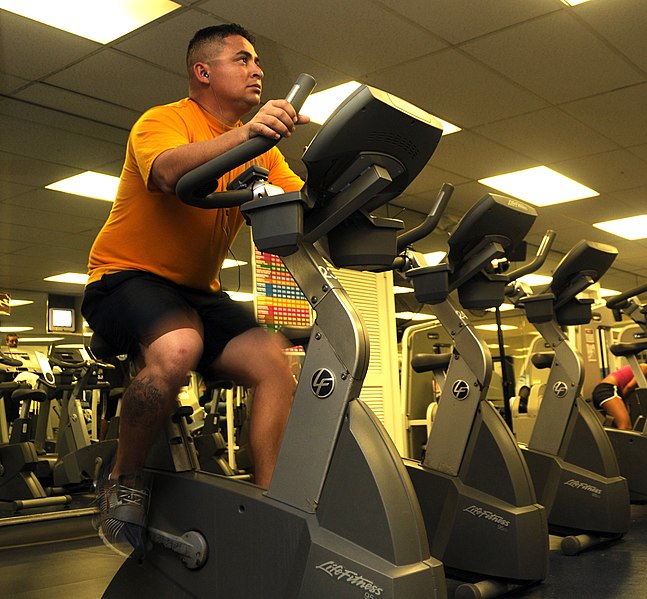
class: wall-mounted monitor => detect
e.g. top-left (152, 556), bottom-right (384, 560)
top-left (48, 307), bottom-right (75, 332)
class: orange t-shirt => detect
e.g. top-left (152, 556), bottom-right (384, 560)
top-left (87, 98), bottom-right (303, 292)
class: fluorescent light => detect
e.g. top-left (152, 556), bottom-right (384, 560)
top-left (475, 324), bottom-right (519, 332)
top-left (0, 326), bottom-right (34, 332)
top-left (301, 81), bottom-right (460, 134)
top-left (44, 272), bottom-right (89, 284)
top-left (599, 288), bottom-right (620, 298)
top-left (9, 299), bottom-right (34, 307)
top-left (302, 81), bottom-right (362, 124)
top-left (487, 343), bottom-right (509, 348)
top-left (395, 312), bottom-right (438, 322)
top-left (222, 259), bottom-right (248, 269)
top-left (517, 274), bottom-right (553, 288)
top-left (423, 251), bottom-right (447, 266)
top-left (0, 0), bottom-right (180, 44)
top-left (479, 166), bottom-right (598, 206)
top-left (18, 337), bottom-right (65, 343)
top-left (46, 171), bottom-right (119, 202)
top-left (485, 303), bottom-right (516, 312)
top-left (435, 118), bottom-right (461, 136)
top-left (561, 0), bottom-right (592, 6)
top-left (394, 285), bottom-right (414, 294)
top-left (225, 291), bottom-right (254, 302)
top-left (593, 215), bottom-right (647, 240)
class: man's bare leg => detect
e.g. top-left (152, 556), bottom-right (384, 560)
top-left (211, 328), bottom-right (295, 488)
top-left (110, 328), bottom-right (203, 479)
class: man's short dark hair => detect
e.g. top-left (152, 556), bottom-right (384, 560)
top-left (186, 24), bottom-right (255, 74)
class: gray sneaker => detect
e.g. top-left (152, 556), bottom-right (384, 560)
top-left (95, 469), bottom-right (150, 558)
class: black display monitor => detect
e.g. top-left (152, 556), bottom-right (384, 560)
top-left (301, 85), bottom-right (444, 211)
top-left (550, 240), bottom-right (618, 299)
top-left (447, 193), bottom-right (537, 268)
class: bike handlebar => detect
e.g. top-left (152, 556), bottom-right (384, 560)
top-left (606, 281), bottom-right (647, 309)
top-left (396, 183), bottom-right (454, 251)
top-left (505, 229), bottom-right (556, 282)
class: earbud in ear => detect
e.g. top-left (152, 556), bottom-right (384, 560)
top-left (203, 72), bottom-right (209, 79)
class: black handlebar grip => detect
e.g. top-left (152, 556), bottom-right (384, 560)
top-left (285, 72), bottom-right (317, 112)
top-left (176, 73), bottom-right (316, 206)
top-left (396, 183), bottom-right (454, 251)
top-left (606, 281), bottom-right (647, 309)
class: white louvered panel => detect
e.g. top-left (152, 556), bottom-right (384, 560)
top-left (334, 268), bottom-right (383, 374)
top-left (359, 386), bottom-right (385, 422)
top-left (332, 268), bottom-right (405, 453)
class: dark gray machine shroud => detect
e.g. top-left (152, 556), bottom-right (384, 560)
top-left (518, 240), bottom-right (630, 554)
top-left (102, 78), bottom-right (450, 598)
top-left (405, 194), bottom-right (549, 597)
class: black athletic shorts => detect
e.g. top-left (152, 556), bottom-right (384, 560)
top-left (591, 382), bottom-right (622, 410)
top-left (81, 270), bottom-right (259, 374)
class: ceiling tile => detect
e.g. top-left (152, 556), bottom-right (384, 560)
top-left (44, 49), bottom-right (187, 112)
top-left (0, 114), bottom-right (124, 171)
top-left (0, 10), bottom-right (100, 79)
top-left (199, 0), bottom-right (444, 74)
top-left (431, 131), bottom-right (536, 180)
top-left (397, 164), bottom-right (470, 200)
top-left (114, 9), bottom-right (226, 76)
top-left (0, 71), bottom-right (28, 94)
top-left (0, 201), bottom-right (104, 235)
top-left (576, 0), bottom-right (647, 72)
top-left (552, 149), bottom-right (647, 194)
top-left (377, 0), bottom-right (559, 44)
top-left (537, 193), bottom-right (636, 224)
top-left (14, 83), bottom-right (139, 132)
top-left (474, 106), bottom-right (617, 163)
top-left (561, 83), bottom-right (647, 147)
top-left (4, 188), bottom-right (113, 222)
top-left (462, 11), bottom-right (645, 104)
top-left (0, 151), bottom-right (81, 188)
top-left (367, 49), bottom-right (549, 128)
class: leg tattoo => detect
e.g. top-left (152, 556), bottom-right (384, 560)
top-left (122, 378), bottom-right (167, 428)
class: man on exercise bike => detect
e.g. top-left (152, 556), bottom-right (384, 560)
top-left (82, 23), bottom-right (309, 556)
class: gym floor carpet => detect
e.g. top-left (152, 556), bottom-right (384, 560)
top-left (2, 504), bottom-right (647, 598)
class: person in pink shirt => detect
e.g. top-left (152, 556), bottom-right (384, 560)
top-left (592, 363), bottom-right (647, 430)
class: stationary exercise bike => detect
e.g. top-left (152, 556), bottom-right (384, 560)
top-left (508, 240), bottom-right (630, 554)
top-left (101, 75), bottom-right (450, 598)
top-left (401, 194), bottom-right (549, 599)
top-left (603, 282), bottom-right (647, 502)
top-left (0, 351), bottom-right (71, 511)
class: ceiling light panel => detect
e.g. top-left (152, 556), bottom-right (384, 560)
top-left (0, 0), bottom-right (181, 44)
top-left (479, 166), bottom-right (598, 206)
top-left (46, 171), bottom-right (119, 202)
top-left (593, 215), bottom-right (647, 240)
top-left (44, 272), bottom-right (89, 284)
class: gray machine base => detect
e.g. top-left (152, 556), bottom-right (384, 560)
top-left (605, 428), bottom-right (647, 503)
top-left (103, 401), bottom-right (446, 599)
top-left (521, 448), bottom-right (629, 536)
top-left (405, 402), bottom-right (548, 584)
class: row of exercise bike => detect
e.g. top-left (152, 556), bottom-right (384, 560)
top-left (1, 75), bottom-right (644, 598)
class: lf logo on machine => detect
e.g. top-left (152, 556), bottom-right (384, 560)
top-left (553, 381), bottom-right (568, 398)
top-left (312, 368), bottom-right (335, 398)
top-left (452, 380), bottom-right (470, 400)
